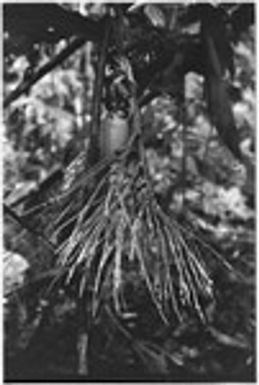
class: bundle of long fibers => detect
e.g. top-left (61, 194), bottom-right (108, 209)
top-left (50, 144), bottom-right (233, 326)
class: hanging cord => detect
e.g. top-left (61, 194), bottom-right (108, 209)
top-left (76, 14), bottom-right (112, 377)
top-left (88, 17), bottom-right (112, 165)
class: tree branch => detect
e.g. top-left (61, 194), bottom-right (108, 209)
top-left (4, 37), bottom-right (87, 108)
top-left (4, 203), bottom-right (55, 251)
top-left (8, 166), bottom-right (63, 208)
top-left (4, 4), bottom-right (104, 41)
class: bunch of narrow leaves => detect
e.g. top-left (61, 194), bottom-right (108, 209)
top-left (49, 143), bottom-right (231, 325)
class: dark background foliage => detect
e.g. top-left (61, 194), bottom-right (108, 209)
top-left (3, 2), bottom-right (255, 381)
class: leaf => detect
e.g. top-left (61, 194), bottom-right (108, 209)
top-left (209, 327), bottom-right (249, 349)
top-left (4, 251), bottom-right (30, 295)
top-left (230, 4), bottom-right (255, 41)
top-left (201, 5), bottom-right (234, 77)
top-left (200, 6), bottom-right (244, 161)
top-left (135, 341), bottom-right (169, 375)
top-left (144, 5), bottom-right (166, 28)
top-left (206, 74), bottom-right (242, 160)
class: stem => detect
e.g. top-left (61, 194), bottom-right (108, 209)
top-left (181, 119), bottom-right (187, 211)
top-left (180, 81), bottom-right (187, 211)
top-left (77, 332), bottom-right (89, 376)
top-left (75, 18), bottom-right (112, 376)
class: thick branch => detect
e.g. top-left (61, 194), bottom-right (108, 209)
top-left (4, 203), bottom-right (55, 250)
top-left (4, 37), bottom-right (87, 108)
top-left (8, 166), bottom-right (63, 208)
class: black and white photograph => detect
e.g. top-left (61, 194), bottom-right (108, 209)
top-left (2, 2), bottom-right (256, 382)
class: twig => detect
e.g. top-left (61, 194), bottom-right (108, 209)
top-left (138, 90), bottom-right (160, 108)
top-left (105, 304), bottom-right (134, 342)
